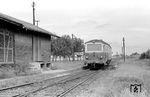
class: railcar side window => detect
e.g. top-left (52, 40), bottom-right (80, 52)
top-left (0, 31), bottom-right (13, 63)
top-left (103, 45), bottom-right (106, 51)
top-left (86, 44), bottom-right (102, 51)
top-left (105, 45), bottom-right (108, 52)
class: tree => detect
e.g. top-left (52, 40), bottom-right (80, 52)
top-left (139, 49), bottom-right (150, 59)
top-left (73, 38), bottom-right (84, 61)
top-left (51, 35), bottom-right (72, 61)
top-left (51, 35), bottom-right (84, 61)
top-left (61, 35), bottom-right (72, 59)
top-left (73, 38), bottom-right (84, 52)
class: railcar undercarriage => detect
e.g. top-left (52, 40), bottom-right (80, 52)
top-left (83, 59), bottom-right (111, 70)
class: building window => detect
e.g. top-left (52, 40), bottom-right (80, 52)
top-left (0, 31), bottom-right (13, 63)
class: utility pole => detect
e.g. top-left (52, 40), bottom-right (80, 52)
top-left (32, 1), bottom-right (35, 25)
top-left (72, 34), bottom-right (75, 61)
top-left (32, 1), bottom-right (36, 61)
top-left (35, 20), bottom-right (40, 26)
top-left (122, 37), bottom-right (125, 62)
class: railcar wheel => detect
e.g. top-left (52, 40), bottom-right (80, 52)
top-left (106, 60), bottom-right (111, 65)
top-left (82, 65), bottom-right (89, 69)
top-left (82, 62), bottom-right (89, 70)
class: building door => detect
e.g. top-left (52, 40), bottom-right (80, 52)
top-left (33, 36), bottom-right (41, 62)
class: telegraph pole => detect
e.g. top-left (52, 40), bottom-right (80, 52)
top-left (32, 2), bottom-right (36, 61)
top-left (32, 2), bottom-right (35, 25)
top-left (35, 20), bottom-right (40, 26)
top-left (122, 37), bottom-right (125, 62)
top-left (72, 34), bottom-right (75, 61)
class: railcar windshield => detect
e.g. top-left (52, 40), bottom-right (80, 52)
top-left (86, 43), bottom-right (102, 51)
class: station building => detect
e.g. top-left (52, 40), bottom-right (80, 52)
top-left (0, 13), bottom-right (58, 68)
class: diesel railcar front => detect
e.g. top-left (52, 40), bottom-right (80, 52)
top-left (83, 39), bottom-right (112, 69)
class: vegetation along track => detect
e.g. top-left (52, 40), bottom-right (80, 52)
top-left (3, 69), bottom-right (93, 97)
top-left (0, 69), bottom-right (81, 92)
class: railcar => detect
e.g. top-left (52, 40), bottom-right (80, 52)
top-left (83, 39), bottom-right (112, 69)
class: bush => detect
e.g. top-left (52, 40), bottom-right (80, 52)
top-left (14, 62), bottom-right (31, 76)
top-left (139, 50), bottom-right (150, 59)
top-left (0, 64), bottom-right (16, 79)
top-left (140, 52), bottom-right (146, 59)
top-left (145, 50), bottom-right (150, 59)
top-left (0, 62), bottom-right (39, 79)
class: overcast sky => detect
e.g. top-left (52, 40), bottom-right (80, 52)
top-left (0, 0), bottom-right (150, 55)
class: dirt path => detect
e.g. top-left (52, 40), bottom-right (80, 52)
top-left (70, 58), bottom-right (150, 97)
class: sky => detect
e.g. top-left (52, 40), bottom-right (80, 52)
top-left (0, 0), bottom-right (150, 55)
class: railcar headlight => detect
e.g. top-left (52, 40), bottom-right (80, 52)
top-left (100, 56), bottom-right (103, 59)
top-left (85, 56), bottom-right (88, 60)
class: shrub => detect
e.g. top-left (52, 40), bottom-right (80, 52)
top-left (14, 62), bottom-right (31, 76)
top-left (0, 62), bottom-right (38, 79)
top-left (140, 52), bottom-right (146, 59)
top-left (0, 64), bottom-right (16, 79)
top-left (139, 50), bottom-right (150, 59)
top-left (145, 50), bottom-right (150, 59)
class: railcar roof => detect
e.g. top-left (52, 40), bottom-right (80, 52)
top-left (0, 13), bottom-right (59, 37)
top-left (85, 39), bottom-right (111, 48)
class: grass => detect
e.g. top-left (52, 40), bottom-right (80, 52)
top-left (0, 62), bottom-right (39, 79)
top-left (119, 88), bottom-right (147, 97)
top-left (0, 64), bottom-right (16, 79)
top-left (51, 60), bottom-right (83, 70)
top-left (103, 58), bottom-right (150, 97)
top-left (0, 60), bottom-right (83, 80)
top-left (103, 76), bottom-right (149, 97)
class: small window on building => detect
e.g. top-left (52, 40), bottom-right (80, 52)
top-left (0, 31), bottom-right (13, 63)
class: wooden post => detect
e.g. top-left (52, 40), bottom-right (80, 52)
top-left (122, 37), bottom-right (125, 62)
top-left (72, 34), bottom-right (75, 61)
top-left (6, 34), bottom-right (10, 62)
top-left (32, 2), bottom-right (35, 25)
top-left (49, 36), bottom-right (51, 62)
top-left (4, 33), bottom-right (5, 62)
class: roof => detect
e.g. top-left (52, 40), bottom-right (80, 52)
top-left (0, 13), bottom-right (59, 37)
top-left (85, 39), bottom-right (111, 48)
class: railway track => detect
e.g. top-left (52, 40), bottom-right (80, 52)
top-left (57, 70), bottom-right (99, 97)
top-left (0, 73), bottom-right (68, 92)
top-left (16, 70), bottom-right (95, 97)
top-left (0, 69), bottom-right (94, 97)
top-left (19, 70), bottom-right (99, 97)
top-left (0, 68), bottom-right (81, 92)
